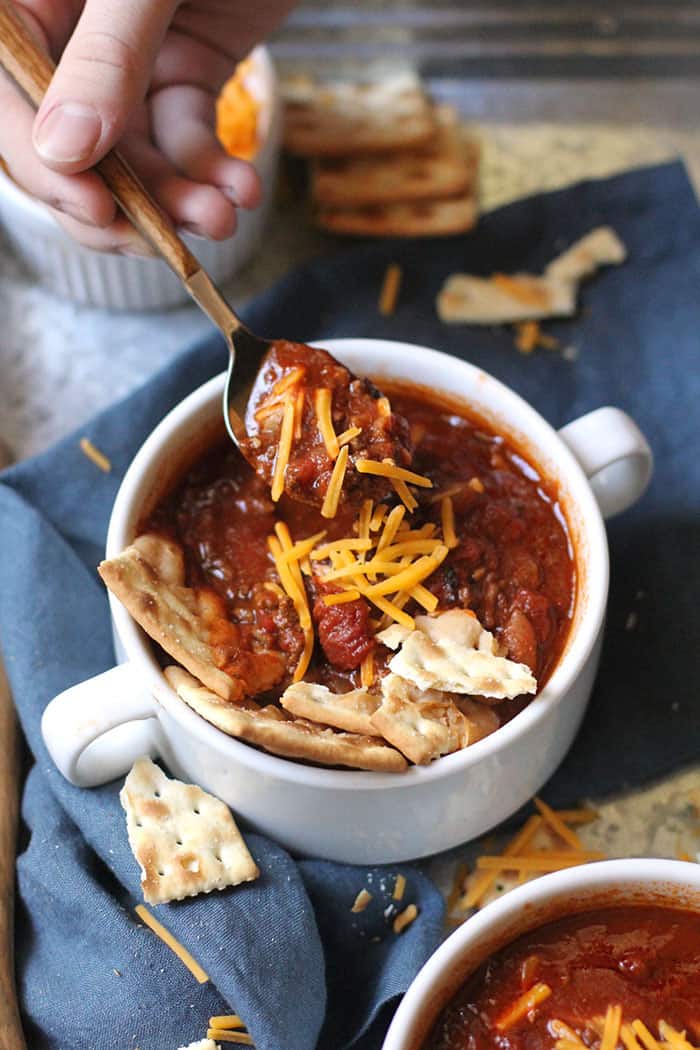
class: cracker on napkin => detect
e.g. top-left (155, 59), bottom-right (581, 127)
top-left (437, 226), bottom-right (626, 324)
top-left (120, 757), bottom-right (259, 905)
top-left (283, 72), bottom-right (436, 157)
top-left (317, 192), bottom-right (478, 238)
top-left (165, 666), bottom-right (407, 773)
top-left (312, 122), bottom-right (479, 207)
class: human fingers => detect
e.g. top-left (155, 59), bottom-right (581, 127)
top-left (149, 83), bottom-right (261, 210)
top-left (118, 129), bottom-right (239, 240)
top-left (32, 0), bottom-right (177, 172)
top-left (0, 79), bottom-right (116, 226)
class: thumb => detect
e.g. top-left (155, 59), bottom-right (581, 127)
top-left (33, 0), bottom-right (177, 173)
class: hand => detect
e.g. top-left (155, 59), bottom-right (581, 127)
top-left (2, 0), bottom-right (295, 253)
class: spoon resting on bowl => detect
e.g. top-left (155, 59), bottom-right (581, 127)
top-left (0, 0), bottom-right (413, 513)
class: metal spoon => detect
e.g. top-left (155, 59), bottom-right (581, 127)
top-left (0, 0), bottom-right (272, 452)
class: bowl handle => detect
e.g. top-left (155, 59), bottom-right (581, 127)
top-left (558, 406), bottom-right (653, 519)
top-left (41, 664), bottom-right (159, 787)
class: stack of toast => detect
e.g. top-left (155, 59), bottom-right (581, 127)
top-left (282, 72), bottom-right (480, 238)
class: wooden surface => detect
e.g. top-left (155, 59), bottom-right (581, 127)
top-left (0, 425), bottom-right (25, 1050)
top-left (0, 657), bottom-right (25, 1050)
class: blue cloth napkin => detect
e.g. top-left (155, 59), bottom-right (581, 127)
top-left (1, 159), bottom-right (699, 1050)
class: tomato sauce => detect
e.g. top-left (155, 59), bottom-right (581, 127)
top-left (425, 906), bottom-right (700, 1050)
top-left (145, 384), bottom-right (575, 718)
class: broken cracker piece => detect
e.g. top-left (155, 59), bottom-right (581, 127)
top-left (385, 609), bottom-right (536, 700)
top-left (121, 757), bottom-right (259, 905)
top-left (99, 535), bottom-right (285, 702)
top-left (318, 192), bottom-right (477, 238)
top-left (312, 123), bottom-right (479, 208)
top-left (283, 72), bottom-right (436, 157)
top-left (437, 226), bottom-right (626, 324)
top-left (166, 666), bottom-right (408, 773)
top-left (370, 673), bottom-right (470, 765)
top-left (279, 680), bottom-right (381, 736)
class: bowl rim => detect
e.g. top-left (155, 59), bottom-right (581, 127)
top-left (0, 43), bottom-right (278, 228)
top-left (382, 858), bottom-right (700, 1050)
top-left (105, 337), bottom-right (610, 791)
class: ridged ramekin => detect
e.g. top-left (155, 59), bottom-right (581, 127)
top-left (0, 46), bottom-right (280, 311)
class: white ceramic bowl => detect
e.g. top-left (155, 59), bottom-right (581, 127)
top-left (41, 339), bottom-right (652, 863)
top-left (383, 858), bottom-right (700, 1050)
top-left (0, 46), bottom-right (281, 310)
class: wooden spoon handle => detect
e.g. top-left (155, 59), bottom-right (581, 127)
top-left (0, 659), bottom-right (26, 1050)
top-left (0, 0), bottom-right (200, 282)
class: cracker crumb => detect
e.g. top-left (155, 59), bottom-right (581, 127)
top-left (562, 344), bottom-right (579, 362)
top-left (625, 611), bottom-right (638, 631)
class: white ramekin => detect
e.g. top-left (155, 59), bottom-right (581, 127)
top-left (0, 46), bottom-right (281, 310)
top-left (40, 339), bottom-right (652, 863)
top-left (383, 858), bottom-right (700, 1050)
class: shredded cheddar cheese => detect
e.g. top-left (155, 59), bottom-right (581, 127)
top-left (458, 814), bottom-right (543, 910)
top-left (216, 60), bottom-right (259, 160)
top-left (551, 1019), bottom-right (588, 1050)
top-left (79, 437), bottom-right (112, 473)
top-left (377, 505), bottom-right (406, 552)
top-left (441, 496), bottom-right (458, 549)
top-left (378, 262), bottom-right (402, 316)
top-left (621, 1025), bottom-right (645, 1050)
top-left (321, 444), bottom-right (349, 519)
top-left (551, 1016), bottom-right (700, 1050)
top-left (270, 398), bottom-right (296, 502)
top-left (134, 905), bottom-right (209, 984)
top-left (207, 1030), bottom-right (254, 1046)
top-left (391, 477), bottom-right (419, 511)
top-left (659, 1022), bottom-right (697, 1050)
top-left (534, 796), bottom-right (584, 850)
top-left (294, 386), bottom-right (305, 441)
top-left (323, 589), bottom-right (362, 606)
top-left (356, 459), bottom-right (433, 488)
top-left (600, 1005), bottom-right (623, 1050)
top-left (337, 425), bottom-right (362, 446)
top-left (351, 888), bottom-right (373, 913)
top-left (494, 982), bottom-right (551, 1031)
top-left (632, 1020), bottom-right (662, 1050)
top-left (492, 273), bottom-right (551, 308)
top-left (360, 650), bottom-right (375, 687)
top-left (271, 367), bottom-right (305, 398)
top-left (268, 533), bottom-right (314, 681)
top-left (209, 1016), bottom-right (245, 1030)
top-left (393, 903), bottom-right (418, 934)
top-left (393, 874), bottom-right (406, 901)
top-left (312, 538), bottom-right (373, 559)
top-left (314, 388), bottom-right (340, 459)
top-left (369, 503), bottom-right (388, 531)
top-left (475, 851), bottom-right (605, 873)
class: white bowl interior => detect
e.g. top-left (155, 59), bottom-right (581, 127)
top-left (105, 339), bottom-right (609, 794)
